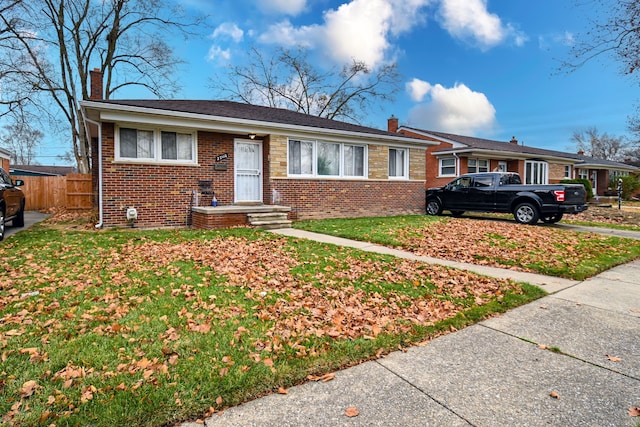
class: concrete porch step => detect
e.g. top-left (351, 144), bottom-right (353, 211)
top-left (247, 212), bottom-right (292, 230)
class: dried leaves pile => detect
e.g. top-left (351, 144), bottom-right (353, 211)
top-left (0, 233), bottom-right (520, 425)
top-left (393, 218), bottom-right (625, 275)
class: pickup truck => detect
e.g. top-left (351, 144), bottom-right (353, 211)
top-left (0, 168), bottom-right (25, 241)
top-left (425, 172), bottom-right (588, 225)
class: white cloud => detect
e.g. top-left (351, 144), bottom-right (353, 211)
top-left (437, 0), bottom-right (525, 50)
top-left (207, 45), bottom-right (231, 61)
top-left (257, 20), bottom-right (318, 48)
top-left (407, 81), bottom-right (496, 134)
top-left (406, 78), bottom-right (432, 102)
top-left (258, 0), bottom-right (307, 16)
top-left (258, 0), bottom-right (432, 68)
top-left (212, 22), bottom-right (244, 42)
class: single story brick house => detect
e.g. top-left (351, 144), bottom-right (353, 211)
top-left (388, 118), bottom-right (639, 197)
top-left (80, 74), bottom-right (435, 229)
top-left (0, 148), bottom-right (10, 173)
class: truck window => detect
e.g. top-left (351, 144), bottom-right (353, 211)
top-left (473, 176), bottom-right (493, 187)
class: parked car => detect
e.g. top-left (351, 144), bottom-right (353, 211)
top-left (425, 172), bottom-right (588, 225)
top-left (0, 168), bottom-right (25, 241)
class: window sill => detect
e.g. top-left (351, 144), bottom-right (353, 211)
top-left (113, 159), bottom-right (199, 167)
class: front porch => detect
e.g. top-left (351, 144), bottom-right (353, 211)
top-left (191, 205), bottom-right (292, 230)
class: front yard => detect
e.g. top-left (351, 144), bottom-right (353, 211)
top-left (295, 215), bottom-right (640, 280)
top-left (1, 211), bottom-right (639, 426)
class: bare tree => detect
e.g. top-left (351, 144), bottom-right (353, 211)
top-left (562, 0), bottom-right (640, 141)
top-left (571, 126), bottom-right (634, 161)
top-left (211, 47), bottom-right (401, 124)
top-left (0, 122), bottom-right (43, 165)
top-left (0, 0), bottom-right (206, 173)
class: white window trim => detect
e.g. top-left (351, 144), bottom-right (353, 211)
top-left (389, 147), bottom-right (409, 180)
top-left (438, 157), bottom-right (457, 178)
top-left (564, 165), bottom-right (572, 179)
top-left (524, 160), bottom-right (549, 184)
top-left (468, 158), bottom-right (489, 174)
top-left (287, 138), bottom-right (368, 179)
top-left (115, 125), bottom-right (197, 165)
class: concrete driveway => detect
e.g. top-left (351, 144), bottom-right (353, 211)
top-left (4, 211), bottom-right (49, 240)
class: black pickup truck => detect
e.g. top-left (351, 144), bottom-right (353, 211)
top-left (425, 172), bottom-right (588, 225)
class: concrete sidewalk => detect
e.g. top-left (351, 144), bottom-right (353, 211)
top-left (183, 229), bottom-right (640, 427)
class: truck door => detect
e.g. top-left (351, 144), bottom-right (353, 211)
top-left (444, 176), bottom-right (472, 210)
top-left (467, 175), bottom-right (495, 210)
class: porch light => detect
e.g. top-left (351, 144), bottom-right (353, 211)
top-left (248, 133), bottom-right (256, 139)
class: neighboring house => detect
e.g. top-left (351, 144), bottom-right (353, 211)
top-left (0, 148), bottom-right (10, 172)
top-left (388, 118), bottom-right (639, 197)
top-left (10, 165), bottom-right (78, 177)
top-left (80, 71), bottom-right (435, 229)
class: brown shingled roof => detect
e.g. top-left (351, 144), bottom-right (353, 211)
top-left (99, 99), bottom-right (409, 139)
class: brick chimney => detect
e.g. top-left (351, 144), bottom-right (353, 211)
top-left (577, 150), bottom-right (584, 156)
top-left (388, 115), bottom-right (399, 133)
top-left (89, 68), bottom-right (103, 100)
top-left (509, 136), bottom-right (518, 145)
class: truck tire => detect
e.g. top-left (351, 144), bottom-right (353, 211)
top-left (13, 202), bottom-right (25, 227)
top-left (0, 209), bottom-right (5, 242)
top-left (426, 199), bottom-right (443, 216)
top-left (541, 213), bottom-right (563, 224)
top-left (513, 202), bottom-right (539, 225)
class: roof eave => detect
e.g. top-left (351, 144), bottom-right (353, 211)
top-left (81, 101), bottom-right (437, 148)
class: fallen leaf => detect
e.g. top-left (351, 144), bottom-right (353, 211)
top-left (629, 406), bottom-right (640, 417)
top-left (538, 344), bottom-right (548, 350)
top-left (216, 396), bottom-right (223, 406)
top-left (345, 406), bottom-right (359, 417)
top-left (606, 354), bottom-right (623, 362)
top-left (549, 391), bottom-right (560, 399)
top-left (20, 380), bottom-right (39, 398)
top-left (277, 387), bottom-right (288, 394)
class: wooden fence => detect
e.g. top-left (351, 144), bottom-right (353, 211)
top-left (12, 174), bottom-right (92, 211)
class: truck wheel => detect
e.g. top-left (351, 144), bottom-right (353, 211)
top-left (13, 202), bottom-right (25, 227)
top-left (0, 210), bottom-right (5, 242)
top-left (426, 199), bottom-right (443, 216)
top-left (541, 213), bottom-right (563, 224)
top-left (513, 202), bottom-right (539, 225)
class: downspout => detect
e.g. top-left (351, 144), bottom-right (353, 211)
top-left (453, 153), bottom-right (460, 175)
top-left (82, 113), bottom-right (103, 228)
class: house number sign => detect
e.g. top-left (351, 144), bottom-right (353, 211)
top-left (215, 153), bottom-right (229, 162)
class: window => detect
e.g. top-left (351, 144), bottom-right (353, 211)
top-left (524, 160), bottom-right (548, 184)
top-left (288, 139), bottom-right (366, 178)
top-left (473, 176), bottom-right (493, 187)
top-left (468, 158), bottom-right (488, 173)
top-left (439, 157), bottom-right (456, 176)
top-left (344, 145), bottom-right (365, 177)
top-left (389, 148), bottom-right (408, 179)
top-left (117, 127), bottom-right (195, 163)
top-left (578, 169), bottom-right (588, 180)
top-left (161, 132), bottom-right (193, 161)
top-left (564, 165), bottom-right (572, 179)
top-left (317, 142), bottom-right (340, 176)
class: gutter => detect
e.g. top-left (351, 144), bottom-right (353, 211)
top-left (82, 113), bottom-right (103, 229)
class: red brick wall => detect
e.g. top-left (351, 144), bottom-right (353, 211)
top-left (192, 212), bottom-right (248, 229)
top-left (270, 179), bottom-right (425, 220)
top-left (100, 125), bottom-right (240, 228)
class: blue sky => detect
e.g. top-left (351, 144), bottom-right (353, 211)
top-left (34, 0), bottom-right (640, 163)
top-left (175, 0), bottom-right (635, 153)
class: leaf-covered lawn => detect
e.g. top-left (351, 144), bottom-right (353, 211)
top-left (295, 215), bottom-right (640, 280)
top-left (0, 225), bottom-right (543, 426)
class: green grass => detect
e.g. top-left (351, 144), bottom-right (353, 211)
top-left (0, 224), bottom-right (544, 426)
top-left (294, 215), bottom-right (640, 280)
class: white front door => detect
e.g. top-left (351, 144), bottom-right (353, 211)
top-left (235, 140), bottom-right (263, 203)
